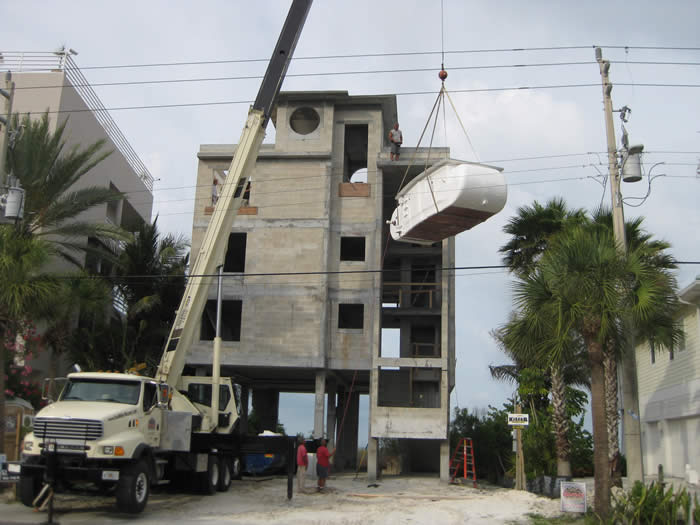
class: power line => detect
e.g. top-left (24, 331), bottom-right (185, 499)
top-left (27, 83), bottom-right (700, 116)
top-left (53, 260), bottom-right (700, 284)
top-left (42, 45), bottom-right (700, 71)
top-left (15, 60), bottom-right (700, 91)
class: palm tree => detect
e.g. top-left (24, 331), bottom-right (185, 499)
top-left (112, 217), bottom-right (188, 372)
top-left (498, 198), bottom-right (588, 478)
top-left (7, 112), bottom-right (130, 265)
top-left (499, 197), bottom-right (587, 278)
top-left (513, 224), bottom-right (679, 518)
top-left (492, 313), bottom-right (590, 478)
top-left (591, 209), bottom-right (679, 486)
top-left (37, 273), bottom-right (112, 380)
top-left (0, 227), bottom-right (59, 452)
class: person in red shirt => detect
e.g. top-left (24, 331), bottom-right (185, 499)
top-left (315, 438), bottom-right (335, 491)
top-left (296, 435), bottom-right (308, 493)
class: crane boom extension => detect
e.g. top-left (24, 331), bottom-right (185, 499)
top-left (156, 0), bottom-right (312, 386)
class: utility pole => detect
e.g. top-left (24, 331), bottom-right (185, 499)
top-left (0, 71), bottom-right (15, 185)
top-left (595, 47), bottom-right (644, 483)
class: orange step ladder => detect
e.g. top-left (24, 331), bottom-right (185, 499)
top-left (449, 437), bottom-right (477, 487)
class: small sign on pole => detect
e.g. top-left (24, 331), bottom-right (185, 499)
top-left (507, 413), bottom-right (529, 427)
top-left (560, 481), bottom-right (587, 513)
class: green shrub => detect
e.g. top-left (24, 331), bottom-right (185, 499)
top-left (608, 481), bottom-right (693, 524)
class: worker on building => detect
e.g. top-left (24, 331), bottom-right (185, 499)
top-left (388, 122), bottom-right (403, 161)
top-left (316, 438), bottom-right (335, 492)
top-left (296, 434), bottom-right (308, 493)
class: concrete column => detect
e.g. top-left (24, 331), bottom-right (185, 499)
top-left (439, 439), bottom-right (450, 482)
top-left (367, 437), bottom-right (379, 482)
top-left (240, 386), bottom-right (249, 435)
top-left (326, 378), bottom-right (337, 448)
top-left (252, 389), bottom-right (279, 433)
top-left (314, 370), bottom-right (327, 439)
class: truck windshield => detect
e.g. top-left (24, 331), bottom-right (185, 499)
top-left (60, 379), bottom-right (141, 405)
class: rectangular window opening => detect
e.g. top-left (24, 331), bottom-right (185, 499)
top-left (338, 303), bottom-right (364, 329)
top-left (201, 300), bottom-right (242, 341)
top-left (223, 233), bottom-right (246, 273)
top-left (343, 124), bottom-right (368, 183)
top-left (650, 341), bottom-right (655, 364)
top-left (340, 236), bottom-right (365, 262)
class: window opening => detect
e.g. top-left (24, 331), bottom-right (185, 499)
top-left (340, 236), bottom-right (365, 261)
top-left (224, 233), bottom-right (246, 272)
top-left (650, 341), bottom-right (655, 364)
top-left (143, 382), bottom-right (157, 412)
top-left (290, 107), bottom-right (320, 135)
top-left (187, 383), bottom-right (231, 411)
top-left (343, 124), bottom-right (368, 182)
top-left (201, 300), bottom-right (242, 341)
top-left (338, 303), bottom-right (363, 329)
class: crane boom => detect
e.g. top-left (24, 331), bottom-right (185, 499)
top-left (156, 0), bottom-right (312, 385)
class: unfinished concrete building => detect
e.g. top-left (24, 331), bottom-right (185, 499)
top-left (189, 91), bottom-right (454, 480)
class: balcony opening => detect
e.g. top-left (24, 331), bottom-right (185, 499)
top-left (340, 236), bottom-right (365, 262)
top-left (201, 300), bottom-right (242, 341)
top-left (224, 233), bottom-right (246, 273)
top-left (338, 303), bottom-right (363, 330)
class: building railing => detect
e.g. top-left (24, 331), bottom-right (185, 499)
top-left (411, 342), bottom-right (440, 357)
top-left (382, 282), bottom-right (440, 309)
top-left (0, 51), bottom-right (154, 191)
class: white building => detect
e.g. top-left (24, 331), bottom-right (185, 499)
top-left (636, 276), bottom-right (700, 479)
top-left (1, 50), bottom-right (154, 374)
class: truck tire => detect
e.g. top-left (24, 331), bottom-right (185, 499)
top-left (217, 457), bottom-right (232, 492)
top-left (231, 456), bottom-right (242, 480)
top-left (18, 472), bottom-right (42, 507)
top-left (116, 460), bottom-right (150, 514)
top-left (199, 454), bottom-right (219, 495)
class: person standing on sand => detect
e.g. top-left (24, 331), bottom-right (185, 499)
top-left (296, 435), bottom-right (308, 493)
top-left (316, 438), bottom-right (335, 491)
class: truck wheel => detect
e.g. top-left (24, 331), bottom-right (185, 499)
top-left (217, 457), bottom-right (232, 492)
top-left (199, 454), bottom-right (218, 495)
top-left (231, 456), bottom-right (242, 480)
top-left (18, 472), bottom-right (42, 507)
top-left (116, 460), bottom-right (150, 514)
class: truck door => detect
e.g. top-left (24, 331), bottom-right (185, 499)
top-left (142, 381), bottom-right (162, 447)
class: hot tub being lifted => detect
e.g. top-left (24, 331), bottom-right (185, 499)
top-left (389, 159), bottom-right (507, 245)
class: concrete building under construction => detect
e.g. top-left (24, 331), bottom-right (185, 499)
top-left (188, 91), bottom-right (455, 480)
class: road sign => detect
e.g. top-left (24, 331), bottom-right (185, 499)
top-left (507, 413), bottom-right (529, 426)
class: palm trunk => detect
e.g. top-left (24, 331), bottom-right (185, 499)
top-left (604, 344), bottom-right (622, 487)
top-left (586, 332), bottom-right (611, 519)
top-left (550, 363), bottom-right (572, 477)
top-left (0, 322), bottom-right (7, 455)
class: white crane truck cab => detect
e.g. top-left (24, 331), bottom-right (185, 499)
top-left (19, 372), bottom-right (240, 513)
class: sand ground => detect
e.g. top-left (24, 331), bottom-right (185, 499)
top-left (0, 474), bottom-right (568, 525)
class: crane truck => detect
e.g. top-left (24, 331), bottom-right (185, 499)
top-left (16, 0), bottom-right (313, 514)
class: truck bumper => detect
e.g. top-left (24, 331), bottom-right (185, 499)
top-left (21, 456), bottom-right (126, 485)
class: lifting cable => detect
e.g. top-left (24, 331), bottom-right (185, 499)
top-left (394, 0), bottom-right (480, 208)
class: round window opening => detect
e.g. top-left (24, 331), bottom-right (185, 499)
top-left (289, 107), bottom-right (320, 135)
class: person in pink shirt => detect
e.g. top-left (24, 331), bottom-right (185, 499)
top-left (315, 438), bottom-right (335, 491)
top-left (296, 435), bottom-right (308, 493)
